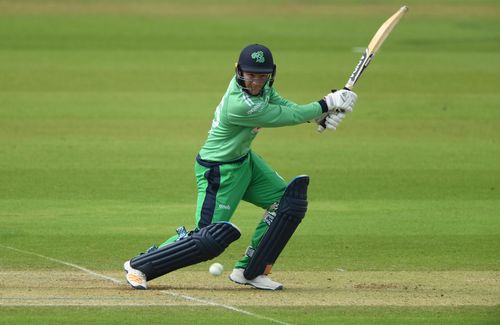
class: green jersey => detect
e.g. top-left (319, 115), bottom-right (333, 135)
top-left (199, 77), bottom-right (325, 162)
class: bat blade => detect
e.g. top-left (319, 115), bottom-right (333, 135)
top-left (318, 6), bottom-right (408, 132)
top-left (345, 5), bottom-right (408, 90)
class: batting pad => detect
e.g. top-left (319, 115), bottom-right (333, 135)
top-left (244, 175), bottom-right (309, 280)
top-left (130, 222), bottom-right (241, 281)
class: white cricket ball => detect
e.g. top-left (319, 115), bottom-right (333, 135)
top-left (209, 262), bottom-right (224, 276)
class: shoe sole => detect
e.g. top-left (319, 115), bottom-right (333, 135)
top-left (125, 279), bottom-right (146, 290)
top-left (124, 273), bottom-right (147, 289)
top-left (124, 262), bottom-right (147, 290)
top-left (251, 284), bottom-right (283, 291)
top-left (229, 275), bottom-right (283, 291)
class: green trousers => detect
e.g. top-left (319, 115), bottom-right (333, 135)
top-left (160, 150), bottom-right (287, 269)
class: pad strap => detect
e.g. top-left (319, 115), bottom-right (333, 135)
top-left (130, 222), bottom-right (241, 281)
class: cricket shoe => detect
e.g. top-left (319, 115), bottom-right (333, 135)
top-left (123, 260), bottom-right (147, 290)
top-left (229, 268), bottom-right (283, 291)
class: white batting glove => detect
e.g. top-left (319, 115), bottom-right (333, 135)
top-left (326, 112), bottom-right (346, 131)
top-left (316, 112), bottom-right (346, 132)
top-left (324, 89), bottom-right (357, 113)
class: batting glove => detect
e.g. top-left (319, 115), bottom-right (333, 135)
top-left (324, 89), bottom-right (357, 113)
top-left (317, 112), bottom-right (345, 132)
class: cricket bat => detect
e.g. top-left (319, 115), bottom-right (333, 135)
top-left (319, 5), bottom-right (408, 128)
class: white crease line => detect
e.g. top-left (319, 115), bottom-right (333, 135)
top-left (0, 244), bottom-right (292, 325)
top-left (0, 244), bottom-right (121, 285)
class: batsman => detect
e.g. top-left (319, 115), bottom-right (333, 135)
top-left (124, 44), bottom-right (357, 290)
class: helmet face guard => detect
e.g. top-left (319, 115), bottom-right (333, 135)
top-left (235, 44), bottom-right (276, 92)
top-left (235, 65), bottom-right (276, 88)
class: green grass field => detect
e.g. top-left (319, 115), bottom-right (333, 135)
top-left (1, 0), bottom-right (499, 324)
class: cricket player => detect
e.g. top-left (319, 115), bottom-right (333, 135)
top-left (124, 44), bottom-right (357, 290)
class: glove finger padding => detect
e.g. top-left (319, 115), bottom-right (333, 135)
top-left (325, 113), bottom-right (345, 131)
top-left (342, 105), bottom-right (354, 113)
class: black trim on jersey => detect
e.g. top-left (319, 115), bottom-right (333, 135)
top-left (199, 165), bottom-right (221, 228)
top-left (196, 153), bottom-right (248, 167)
top-left (195, 153), bottom-right (249, 228)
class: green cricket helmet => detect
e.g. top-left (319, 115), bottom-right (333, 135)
top-left (235, 44), bottom-right (276, 90)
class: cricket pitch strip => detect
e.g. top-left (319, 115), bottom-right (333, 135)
top-left (1, 270), bottom-right (498, 307)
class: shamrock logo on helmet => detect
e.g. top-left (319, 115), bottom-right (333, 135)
top-left (251, 51), bottom-right (265, 63)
